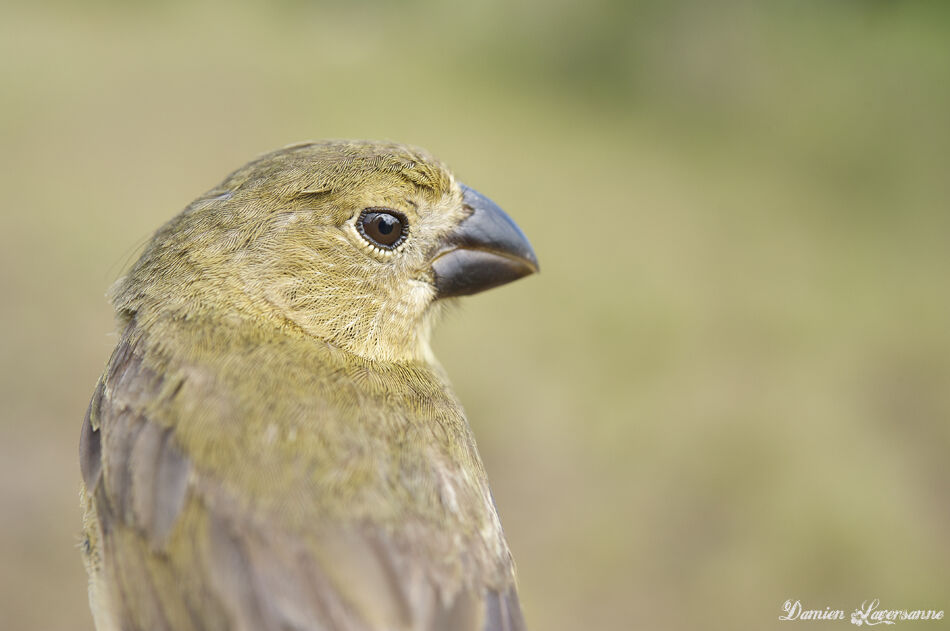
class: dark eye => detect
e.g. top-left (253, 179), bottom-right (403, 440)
top-left (357, 208), bottom-right (408, 249)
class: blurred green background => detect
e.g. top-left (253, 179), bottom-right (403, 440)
top-left (2, 1), bottom-right (948, 629)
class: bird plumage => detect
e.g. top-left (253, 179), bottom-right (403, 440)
top-left (80, 141), bottom-right (535, 631)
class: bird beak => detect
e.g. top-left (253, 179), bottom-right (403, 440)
top-left (431, 185), bottom-right (540, 299)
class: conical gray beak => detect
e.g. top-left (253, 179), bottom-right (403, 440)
top-left (431, 185), bottom-right (539, 299)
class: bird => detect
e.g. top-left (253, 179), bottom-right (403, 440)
top-left (78, 140), bottom-right (539, 631)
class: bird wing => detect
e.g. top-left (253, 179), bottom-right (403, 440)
top-left (80, 330), bottom-right (525, 631)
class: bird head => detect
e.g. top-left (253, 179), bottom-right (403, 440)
top-left (112, 141), bottom-right (538, 363)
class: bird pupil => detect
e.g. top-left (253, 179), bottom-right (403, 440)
top-left (358, 209), bottom-right (406, 249)
top-left (377, 217), bottom-right (394, 235)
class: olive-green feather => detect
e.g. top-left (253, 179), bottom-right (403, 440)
top-left (80, 141), bottom-right (527, 631)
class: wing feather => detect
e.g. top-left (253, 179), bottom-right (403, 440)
top-left (81, 329), bottom-right (525, 631)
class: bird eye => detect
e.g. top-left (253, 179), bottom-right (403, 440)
top-left (357, 208), bottom-right (407, 249)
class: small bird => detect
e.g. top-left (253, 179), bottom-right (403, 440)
top-left (79, 141), bottom-right (538, 631)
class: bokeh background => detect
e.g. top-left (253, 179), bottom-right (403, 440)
top-left (2, 1), bottom-right (948, 629)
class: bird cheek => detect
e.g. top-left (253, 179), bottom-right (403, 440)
top-left (407, 278), bottom-right (438, 306)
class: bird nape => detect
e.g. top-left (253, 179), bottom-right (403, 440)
top-left (79, 140), bottom-right (538, 631)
